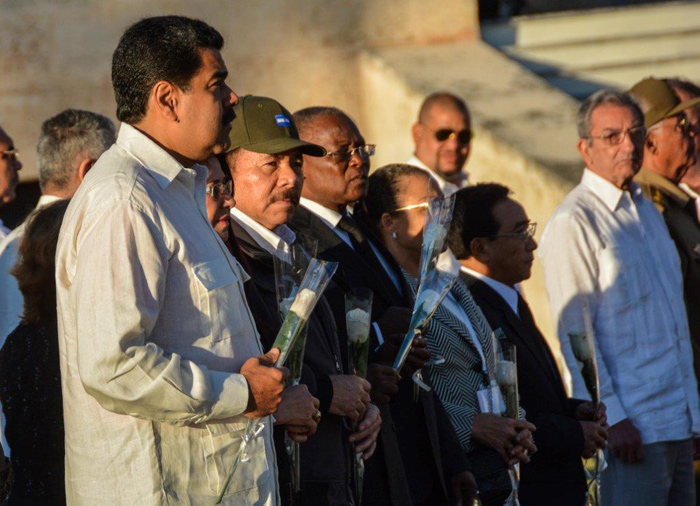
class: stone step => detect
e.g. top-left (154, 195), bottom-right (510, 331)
top-left (500, 0), bottom-right (700, 48)
top-left (504, 29), bottom-right (700, 70)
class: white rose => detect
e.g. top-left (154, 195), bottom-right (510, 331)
top-left (290, 288), bottom-right (316, 320)
top-left (495, 360), bottom-right (517, 386)
top-left (346, 308), bottom-right (371, 344)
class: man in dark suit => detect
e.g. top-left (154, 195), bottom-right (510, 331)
top-left (224, 95), bottom-right (381, 505)
top-left (291, 106), bottom-right (476, 505)
top-left (447, 183), bottom-right (608, 506)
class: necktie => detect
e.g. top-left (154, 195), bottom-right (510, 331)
top-left (337, 214), bottom-right (390, 278)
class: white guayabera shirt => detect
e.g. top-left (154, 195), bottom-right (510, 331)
top-left (55, 123), bottom-right (278, 505)
top-left (539, 168), bottom-right (700, 445)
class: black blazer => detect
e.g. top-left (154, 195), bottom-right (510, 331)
top-left (462, 273), bottom-right (587, 505)
top-left (291, 205), bottom-right (469, 505)
top-left (231, 220), bottom-right (354, 504)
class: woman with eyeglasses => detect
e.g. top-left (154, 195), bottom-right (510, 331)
top-left (356, 164), bottom-right (537, 504)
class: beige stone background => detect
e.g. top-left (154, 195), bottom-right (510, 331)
top-left (0, 0), bottom-right (584, 387)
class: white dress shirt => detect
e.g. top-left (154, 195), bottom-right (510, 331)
top-left (460, 266), bottom-right (519, 317)
top-left (55, 123), bottom-right (277, 505)
top-left (0, 194), bottom-right (62, 458)
top-left (539, 168), bottom-right (700, 444)
top-left (407, 153), bottom-right (469, 196)
top-left (231, 207), bottom-right (296, 258)
top-left (679, 182), bottom-right (700, 222)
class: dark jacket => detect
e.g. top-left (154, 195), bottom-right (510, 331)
top-left (636, 168), bottom-right (700, 389)
top-left (231, 220), bottom-right (354, 505)
top-left (462, 273), bottom-right (587, 506)
top-left (291, 205), bottom-right (470, 505)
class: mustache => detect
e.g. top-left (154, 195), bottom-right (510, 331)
top-left (270, 189), bottom-right (300, 205)
top-left (222, 109), bottom-right (236, 125)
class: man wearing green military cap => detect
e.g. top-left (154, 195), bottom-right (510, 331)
top-left (226, 96), bottom-right (382, 505)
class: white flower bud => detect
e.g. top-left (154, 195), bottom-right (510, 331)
top-left (495, 360), bottom-right (517, 386)
top-left (290, 288), bottom-right (316, 320)
top-left (346, 308), bottom-right (371, 344)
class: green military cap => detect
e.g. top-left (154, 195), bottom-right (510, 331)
top-left (628, 77), bottom-right (700, 129)
top-left (229, 95), bottom-right (326, 156)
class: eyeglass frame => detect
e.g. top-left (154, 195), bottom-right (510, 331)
top-left (392, 202), bottom-right (430, 213)
top-left (325, 144), bottom-right (376, 163)
top-left (421, 124), bottom-right (472, 145)
top-left (0, 148), bottom-right (20, 161)
top-left (487, 222), bottom-right (537, 241)
top-left (584, 125), bottom-right (646, 146)
top-left (205, 180), bottom-right (233, 200)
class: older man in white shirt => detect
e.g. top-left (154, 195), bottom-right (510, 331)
top-left (55, 17), bottom-right (285, 505)
top-left (540, 90), bottom-right (700, 506)
top-left (407, 92), bottom-right (472, 195)
top-left (0, 109), bottom-right (115, 460)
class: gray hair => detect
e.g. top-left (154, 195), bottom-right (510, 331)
top-left (36, 109), bottom-right (116, 190)
top-left (576, 90), bottom-right (643, 140)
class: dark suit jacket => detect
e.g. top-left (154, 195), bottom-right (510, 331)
top-left (290, 205), bottom-right (469, 505)
top-left (636, 168), bottom-right (700, 389)
top-left (231, 220), bottom-right (354, 505)
top-left (462, 273), bottom-right (587, 505)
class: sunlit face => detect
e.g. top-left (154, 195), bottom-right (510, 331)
top-left (413, 104), bottom-right (471, 179)
top-left (204, 157), bottom-right (234, 242)
top-left (577, 103), bottom-right (644, 189)
top-left (300, 115), bottom-right (369, 210)
top-left (647, 113), bottom-right (695, 183)
top-left (0, 127), bottom-right (22, 204)
top-left (386, 173), bottom-right (441, 256)
top-left (229, 148), bottom-right (304, 230)
top-left (484, 198), bottom-right (537, 287)
top-left (176, 48), bottom-right (238, 162)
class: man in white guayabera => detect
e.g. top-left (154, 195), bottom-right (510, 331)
top-left (539, 89), bottom-right (700, 506)
top-left (55, 16), bottom-right (286, 505)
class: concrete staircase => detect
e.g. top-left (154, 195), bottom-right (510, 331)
top-left (482, 1), bottom-right (700, 100)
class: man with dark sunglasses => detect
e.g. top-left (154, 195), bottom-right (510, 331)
top-left (408, 91), bottom-right (471, 195)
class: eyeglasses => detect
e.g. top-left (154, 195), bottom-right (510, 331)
top-left (423, 125), bottom-right (472, 144)
top-left (586, 126), bottom-right (646, 146)
top-left (488, 222), bottom-right (537, 241)
top-left (325, 144), bottom-right (376, 163)
top-left (0, 149), bottom-right (19, 161)
top-left (205, 180), bottom-right (233, 200)
top-left (392, 202), bottom-right (430, 213)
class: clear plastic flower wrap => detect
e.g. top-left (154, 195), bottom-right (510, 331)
top-left (393, 195), bottom-right (456, 372)
top-left (217, 254), bottom-right (337, 503)
top-left (345, 288), bottom-right (373, 505)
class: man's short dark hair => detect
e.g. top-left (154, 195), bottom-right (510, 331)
top-left (447, 183), bottom-right (511, 259)
top-left (293, 106), bottom-right (353, 137)
top-left (418, 92), bottom-right (470, 124)
top-left (112, 16), bottom-right (224, 124)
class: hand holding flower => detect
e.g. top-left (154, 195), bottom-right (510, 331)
top-left (367, 363), bottom-right (400, 404)
top-left (348, 403), bottom-right (382, 460)
top-left (242, 348), bottom-right (289, 418)
top-left (329, 375), bottom-right (371, 421)
top-left (274, 384), bottom-right (320, 442)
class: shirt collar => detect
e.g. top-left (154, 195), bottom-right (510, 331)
top-left (116, 123), bottom-right (207, 190)
top-left (37, 195), bottom-right (63, 209)
top-left (299, 197), bottom-right (344, 229)
top-left (461, 266), bottom-right (520, 317)
top-left (407, 153), bottom-right (468, 195)
top-left (580, 168), bottom-right (642, 212)
top-left (230, 207), bottom-right (296, 258)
